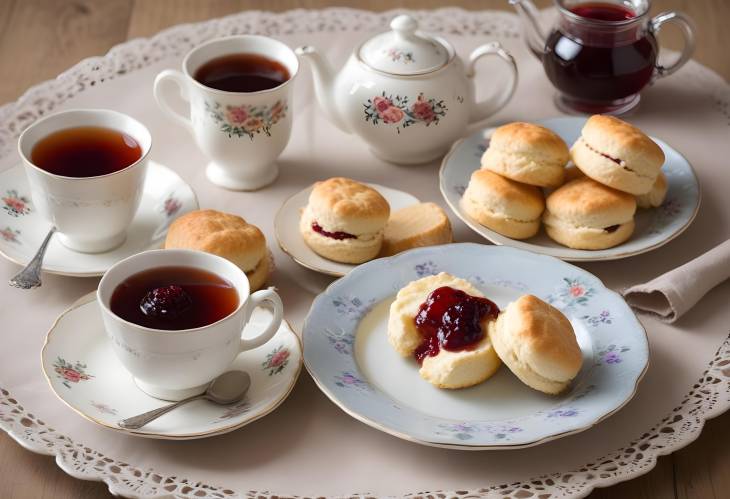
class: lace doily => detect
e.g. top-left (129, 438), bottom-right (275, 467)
top-left (1, 7), bottom-right (729, 498)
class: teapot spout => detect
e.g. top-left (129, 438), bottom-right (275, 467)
top-left (295, 45), bottom-right (351, 134)
top-left (509, 0), bottom-right (548, 59)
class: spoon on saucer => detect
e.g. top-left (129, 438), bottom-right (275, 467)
top-left (118, 370), bottom-right (251, 430)
top-left (9, 226), bottom-right (56, 289)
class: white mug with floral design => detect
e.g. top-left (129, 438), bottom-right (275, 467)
top-left (98, 249), bottom-right (284, 401)
top-left (296, 15), bottom-right (518, 165)
top-left (153, 36), bottom-right (298, 190)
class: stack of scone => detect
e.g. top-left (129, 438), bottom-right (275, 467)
top-left (462, 122), bottom-right (568, 240)
top-left (388, 272), bottom-right (583, 394)
top-left (462, 116), bottom-right (668, 250)
top-left (165, 209), bottom-right (272, 291)
top-left (300, 177), bottom-right (453, 264)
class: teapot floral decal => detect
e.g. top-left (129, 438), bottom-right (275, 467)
top-left (206, 99), bottom-right (287, 140)
top-left (364, 92), bottom-right (447, 133)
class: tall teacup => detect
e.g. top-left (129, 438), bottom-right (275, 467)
top-left (98, 249), bottom-right (284, 401)
top-left (18, 109), bottom-right (151, 253)
top-left (154, 35), bottom-right (298, 191)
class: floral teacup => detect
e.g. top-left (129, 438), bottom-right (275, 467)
top-left (154, 35), bottom-right (298, 191)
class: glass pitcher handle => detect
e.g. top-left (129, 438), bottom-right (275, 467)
top-left (650, 11), bottom-right (696, 79)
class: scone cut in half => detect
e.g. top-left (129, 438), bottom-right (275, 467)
top-left (571, 115), bottom-right (665, 195)
top-left (481, 122), bottom-right (570, 188)
top-left (164, 209), bottom-right (271, 291)
top-left (387, 273), bottom-right (501, 389)
top-left (488, 295), bottom-right (583, 395)
top-left (300, 177), bottom-right (390, 264)
top-left (380, 202), bottom-right (453, 257)
top-left (543, 177), bottom-right (637, 250)
top-left (461, 169), bottom-right (545, 240)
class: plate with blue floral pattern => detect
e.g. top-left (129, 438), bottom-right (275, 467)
top-left (439, 116), bottom-right (700, 261)
top-left (302, 243), bottom-right (648, 449)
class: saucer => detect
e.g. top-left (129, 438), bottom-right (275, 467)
top-left (302, 243), bottom-right (648, 449)
top-left (0, 161), bottom-right (198, 276)
top-left (275, 183), bottom-right (419, 276)
top-left (41, 292), bottom-right (302, 440)
top-left (440, 116), bottom-right (701, 261)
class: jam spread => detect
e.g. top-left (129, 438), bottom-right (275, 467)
top-left (604, 224), bottom-right (620, 233)
top-left (413, 286), bottom-right (499, 364)
top-left (311, 222), bottom-right (357, 240)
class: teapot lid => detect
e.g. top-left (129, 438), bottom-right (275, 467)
top-left (358, 15), bottom-right (452, 75)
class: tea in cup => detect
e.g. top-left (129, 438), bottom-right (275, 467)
top-left (97, 249), bottom-right (284, 401)
top-left (18, 109), bottom-right (151, 253)
top-left (153, 35), bottom-right (298, 191)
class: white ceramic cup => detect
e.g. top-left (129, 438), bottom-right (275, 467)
top-left (97, 249), bottom-right (284, 401)
top-left (18, 109), bottom-right (151, 253)
top-left (153, 35), bottom-right (298, 191)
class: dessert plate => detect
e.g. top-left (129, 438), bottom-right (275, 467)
top-left (302, 243), bottom-right (648, 449)
top-left (41, 292), bottom-right (302, 440)
top-left (275, 183), bottom-right (419, 276)
top-left (440, 116), bottom-right (701, 261)
top-left (0, 161), bottom-right (198, 276)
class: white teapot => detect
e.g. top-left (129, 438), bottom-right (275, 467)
top-left (295, 15), bottom-right (518, 165)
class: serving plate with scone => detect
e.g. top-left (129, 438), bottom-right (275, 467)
top-left (302, 243), bottom-right (648, 449)
top-left (440, 116), bottom-right (700, 261)
top-left (275, 178), bottom-right (452, 276)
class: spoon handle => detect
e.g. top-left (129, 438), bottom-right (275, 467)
top-left (9, 226), bottom-right (56, 289)
top-left (118, 394), bottom-right (205, 430)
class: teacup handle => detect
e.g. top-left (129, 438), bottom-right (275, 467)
top-left (239, 288), bottom-right (284, 352)
top-left (153, 69), bottom-right (195, 134)
top-left (466, 42), bottom-right (518, 125)
top-left (650, 11), bottom-right (696, 79)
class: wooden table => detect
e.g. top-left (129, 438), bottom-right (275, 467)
top-left (0, 1), bottom-right (728, 498)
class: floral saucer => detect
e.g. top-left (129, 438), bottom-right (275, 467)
top-left (41, 292), bottom-right (302, 439)
top-left (275, 183), bottom-right (419, 276)
top-left (440, 117), bottom-right (701, 261)
top-left (0, 161), bottom-right (198, 276)
top-left (302, 243), bottom-right (648, 449)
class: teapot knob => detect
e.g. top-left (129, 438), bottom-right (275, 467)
top-left (390, 14), bottom-right (418, 40)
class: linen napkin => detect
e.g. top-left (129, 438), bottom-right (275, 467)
top-left (621, 239), bottom-right (730, 322)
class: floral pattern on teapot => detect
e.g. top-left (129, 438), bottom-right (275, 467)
top-left (364, 92), bottom-right (448, 133)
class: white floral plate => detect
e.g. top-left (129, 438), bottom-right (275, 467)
top-left (0, 161), bottom-right (198, 277)
top-left (41, 292), bottom-right (302, 440)
top-left (275, 183), bottom-right (419, 276)
top-left (440, 117), bottom-right (701, 261)
top-left (302, 243), bottom-right (648, 449)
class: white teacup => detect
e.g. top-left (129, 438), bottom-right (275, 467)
top-left (154, 35), bottom-right (298, 191)
top-left (97, 249), bottom-right (284, 401)
top-left (18, 109), bottom-right (151, 253)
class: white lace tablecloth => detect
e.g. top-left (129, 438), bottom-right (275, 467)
top-left (1, 8), bottom-right (729, 499)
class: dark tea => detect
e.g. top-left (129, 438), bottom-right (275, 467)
top-left (110, 266), bottom-right (239, 331)
top-left (194, 53), bottom-right (290, 92)
top-left (543, 2), bottom-right (657, 111)
top-left (31, 126), bottom-right (142, 178)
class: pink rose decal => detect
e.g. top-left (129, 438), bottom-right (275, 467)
top-left (226, 106), bottom-right (248, 125)
top-left (411, 96), bottom-right (436, 123)
top-left (53, 357), bottom-right (93, 388)
top-left (269, 349), bottom-right (290, 367)
top-left (380, 106), bottom-right (404, 124)
top-left (569, 285), bottom-right (585, 297)
top-left (364, 92), bottom-right (447, 133)
top-left (58, 368), bottom-right (81, 383)
top-left (373, 96), bottom-right (392, 114)
top-left (262, 346), bottom-right (290, 375)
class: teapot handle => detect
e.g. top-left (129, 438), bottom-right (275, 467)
top-left (466, 42), bottom-right (518, 125)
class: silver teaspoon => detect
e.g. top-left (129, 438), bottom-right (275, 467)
top-left (118, 371), bottom-right (251, 430)
top-left (9, 226), bottom-right (56, 289)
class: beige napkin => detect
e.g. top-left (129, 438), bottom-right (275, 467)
top-left (622, 239), bottom-right (730, 322)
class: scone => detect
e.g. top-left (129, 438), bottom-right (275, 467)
top-left (571, 115), bottom-right (665, 195)
top-left (164, 210), bottom-right (271, 291)
top-left (481, 122), bottom-right (570, 188)
top-left (300, 177), bottom-right (390, 264)
top-left (543, 177), bottom-right (636, 250)
top-left (488, 295), bottom-right (582, 395)
top-left (388, 273), bottom-right (501, 389)
top-left (380, 202), bottom-right (453, 257)
top-left (636, 171), bottom-right (668, 209)
top-left (461, 169), bottom-right (545, 239)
